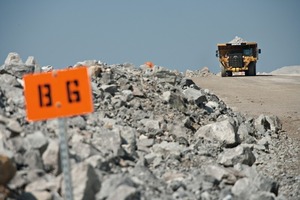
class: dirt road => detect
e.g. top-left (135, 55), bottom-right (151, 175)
top-left (192, 74), bottom-right (300, 138)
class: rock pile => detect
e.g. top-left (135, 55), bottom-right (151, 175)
top-left (228, 36), bottom-right (247, 45)
top-left (185, 67), bottom-right (215, 78)
top-left (0, 53), bottom-right (299, 199)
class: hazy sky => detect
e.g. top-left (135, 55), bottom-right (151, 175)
top-left (1, 0), bottom-right (299, 73)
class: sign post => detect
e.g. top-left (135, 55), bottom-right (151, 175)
top-left (23, 67), bottom-right (94, 200)
top-left (58, 118), bottom-right (73, 200)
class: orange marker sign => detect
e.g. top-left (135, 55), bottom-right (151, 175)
top-left (23, 67), bottom-right (94, 121)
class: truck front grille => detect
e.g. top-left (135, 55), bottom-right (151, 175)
top-left (229, 53), bottom-right (243, 68)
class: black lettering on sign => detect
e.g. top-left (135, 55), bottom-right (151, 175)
top-left (38, 84), bottom-right (52, 107)
top-left (66, 80), bottom-right (81, 103)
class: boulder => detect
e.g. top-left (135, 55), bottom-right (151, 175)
top-left (218, 145), bottom-right (256, 167)
top-left (91, 127), bottom-right (126, 159)
top-left (42, 140), bottom-right (61, 175)
top-left (41, 65), bottom-right (53, 72)
top-left (62, 162), bottom-right (101, 200)
top-left (100, 84), bottom-right (118, 95)
top-left (25, 56), bottom-right (41, 73)
top-left (255, 114), bottom-right (282, 134)
top-left (195, 119), bottom-right (239, 147)
top-left (25, 131), bottom-right (48, 154)
top-left (205, 165), bottom-right (239, 184)
top-left (182, 88), bottom-right (207, 106)
top-left (162, 91), bottom-right (187, 112)
top-left (88, 65), bottom-right (102, 77)
top-left (107, 185), bottom-right (139, 200)
top-left (96, 174), bottom-right (136, 200)
top-left (152, 141), bottom-right (184, 160)
top-left (24, 150), bottom-right (44, 170)
top-left (1, 53), bottom-right (34, 78)
top-left (4, 52), bottom-right (23, 65)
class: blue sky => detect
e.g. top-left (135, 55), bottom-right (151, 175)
top-left (1, 0), bottom-right (299, 73)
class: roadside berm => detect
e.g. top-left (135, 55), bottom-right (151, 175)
top-left (0, 53), bottom-right (299, 199)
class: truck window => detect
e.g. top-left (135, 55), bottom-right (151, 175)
top-left (243, 49), bottom-right (252, 56)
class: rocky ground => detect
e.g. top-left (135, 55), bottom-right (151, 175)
top-left (0, 53), bottom-right (298, 200)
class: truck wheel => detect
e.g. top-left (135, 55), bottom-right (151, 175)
top-left (221, 66), bottom-right (226, 77)
top-left (248, 62), bottom-right (256, 76)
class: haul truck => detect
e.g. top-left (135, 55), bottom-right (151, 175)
top-left (216, 37), bottom-right (261, 77)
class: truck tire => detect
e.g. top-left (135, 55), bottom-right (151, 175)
top-left (221, 65), bottom-right (226, 77)
top-left (248, 62), bottom-right (256, 76)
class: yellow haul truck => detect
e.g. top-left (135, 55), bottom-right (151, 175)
top-left (216, 37), bottom-right (261, 77)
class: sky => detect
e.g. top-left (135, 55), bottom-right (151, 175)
top-left (1, 0), bottom-right (299, 73)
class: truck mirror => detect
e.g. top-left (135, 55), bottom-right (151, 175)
top-left (258, 49), bottom-right (261, 54)
top-left (216, 50), bottom-right (219, 57)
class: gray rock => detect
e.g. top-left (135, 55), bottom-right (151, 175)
top-left (25, 131), bottom-right (48, 154)
top-left (154, 70), bottom-right (177, 85)
top-left (237, 123), bottom-right (256, 144)
top-left (0, 73), bottom-right (20, 87)
top-left (231, 177), bottom-right (253, 197)
top-left (91, 127), bottom-right (126, 159)
top-left (5, 136), bottom-right (29, 155)
top-left (265, 115), bottom-right (282, 133)
top-left (253, 174), bottom-right (279, 195)
top-left (97, 174), bottom-right (136, 200)
top-left (140, 119), bottom-right (161, 134)
top-left (25, 176), bottom-right (54, 191)
top-left (233, 163), bottom-right (258, 178)
top-left (205, 165), bottom-right (239, 184)
top-left (218, 145), bottom-right (256, 167)
top-left (132, 86), bottom-right (144, 97)
top-left (255, 114), bottom-right (282, 134)
top-left (4, 52), bottom-right (23, 65)
top-left (205, 101), bottom-right (219, 112)
top-left (42, 139), bottom-right (61, 175)
top-left (4, 86), bottom-right (24, 107)
top-left (232, 175), bottom-right (278, 199)
top-left (165, 92), bottom-right (187, 112)
top-left (100, 84), bottom-right (118, 95)
top-left (24, 149), bottom-right (44, 169)
top-left (72, 142), bottom-right (97, 161)
top-left (183, 88), bottom-right (207, 106)
top-left (62, 162), bottom-right (101, 200)
top-left (152, 141), bottom-right (184, 160)
top-left (121, 90), bottom-right (134, 102)
top-left (161, 91), bottom-right (172, 103)
top-left (68, 116), bottom-right (87, 130)
top-left (137, 136), bottom-right (154, 148)
top-left (6, 118), bottom-right (23, 134)
top-left (101, 72), bottom-right (113, 84)
top-left (106, 185), bottom-right (139, 200)
top-left (119, 126), bottom-right (137, 157)
top-left (255, 114), bottom-right (270, 133)
top-left (16, 192), bottom-right (50, 200)
top-left (1, 62), bottom-right (34, 78)
top-left (25, 56), bottom-right (41, 73)
top-left (195, 119), bottom-right (239, 147)
top-left (180, 78), bottom-right (199, 89)
top-left (249, 191), bottom-right (276, 200)
top-left (0, 138), bottom-right (14, 158)
top-left (41, 65), bottom-right (53, 72)
top-left (84, 155), bottom-right (110, 171)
